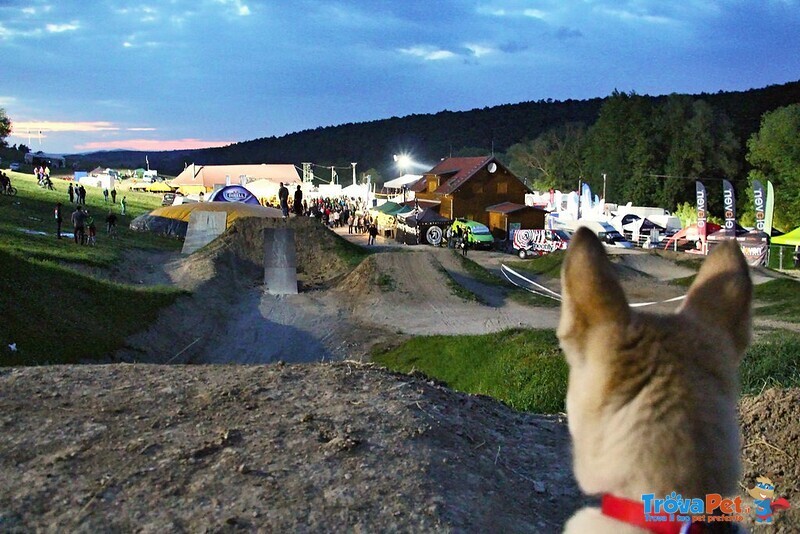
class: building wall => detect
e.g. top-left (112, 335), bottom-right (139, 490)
top-left (449, 167), bottom-right (528, 226)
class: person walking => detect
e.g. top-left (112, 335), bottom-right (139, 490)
top-left (120, 196), bottom-right (127, 215)
top-left (110, 189), bottom-right (117, 203)
top-left (293, 185), bottom-right (303, 216)
top-left (55, 202), bottom-right (63, 239)
top-left (278, 182), bottom-right (289, 218)
top-left (103, 188), bottom-right (109, 203)
top-left (68, 183), bottom-right (74, 203)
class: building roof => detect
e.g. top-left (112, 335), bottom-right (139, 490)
top-left (424, 156), bottom-right (496, 195)
top-left (485, 202), bottom-right (547, 214)
top-left (171, 164), bottom-right (301, 188)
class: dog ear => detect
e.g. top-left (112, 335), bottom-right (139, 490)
top-left (558, 227), bottom-right (630, 342)
top-left (678, 241), bottom-right (752, 354)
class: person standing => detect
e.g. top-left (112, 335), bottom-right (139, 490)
top-left (68, 183), bottom-right (75, 203)
top-left (103, 188), bottom-right (109, 203)
top-left (368, 222), bottom-right (378, 245)
top-left (461, 228), bottom-right (470, 257)
top-left (55, 202), bottom-right (63, 239)
top-left (293, 185), bottom-right (303, 216)
top-left (278, 182), bottom-right (290, 218)
top-left (86, 212), bottom-right (97, 245)
top-left (106, 210), bottom-right (117, 235)
top-left (71, 205), bottom-right (86, 245)
top-left (120, 196), bottom-right (127, 215)
top-left (110, 188), bottom-right (117, 203)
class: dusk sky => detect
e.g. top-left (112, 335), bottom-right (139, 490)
top-left (1, 0), bottom-right (799, 155)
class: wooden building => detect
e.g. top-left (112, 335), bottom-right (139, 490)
top-left (485, 202), bottom-right (547, 239)
top-left (411, 156), bottom-right (531, 227)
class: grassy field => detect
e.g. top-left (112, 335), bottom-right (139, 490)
top-left (454, 252), bottom-right (559, 307)
top-left (374, 326), bottom-right (800, 414)
top-left (373, 329), bottom-right (568, 413)
top-left (0, 171), bottom-right (185, 365)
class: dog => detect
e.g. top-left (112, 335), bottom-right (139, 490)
top-left (558, 227), bottom-right (752, 533)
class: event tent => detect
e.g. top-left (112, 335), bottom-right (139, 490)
top-left (130, 202), bottom-right (282, 237)
top-left (395, 208), bottom-right (451, 246)
top-left (771, 227), bottom-right (800, 246)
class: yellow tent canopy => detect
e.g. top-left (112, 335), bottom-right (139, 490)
top-left (129, 202), bottom-right (283, 237)
top-left (147, 182), bottom-right (175, 193)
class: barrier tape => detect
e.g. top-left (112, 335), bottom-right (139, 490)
top-left (500, 264), bottom-right (687, 308)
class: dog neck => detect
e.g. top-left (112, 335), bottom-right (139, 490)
top-left (601, 494), bottom-right (706, 534)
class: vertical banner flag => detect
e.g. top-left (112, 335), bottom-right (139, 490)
top-left (764, 181), bottom-right (775, 236)
top-left (753, 180), bottom-right (766, 232)
top-left (722, 179), bottom-right (736, 236)
top-left (696, 181), bottom-right (707, 245)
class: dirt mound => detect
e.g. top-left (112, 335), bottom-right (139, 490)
top-left (179, 217), bottom-right (359, 290)
top-left (0, 362), bottom-right (582, 532)
top-left (739, 387), bottom-right (800, 530)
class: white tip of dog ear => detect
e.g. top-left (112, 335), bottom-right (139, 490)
top-left (679, 241), bottom-right (752, 353)
top-left (559, 228), bottom-right (629, 336)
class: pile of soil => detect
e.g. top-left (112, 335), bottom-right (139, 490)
top-left (0, 362), bottom-right (583, 532)
top-left (739, 387), bottom-right (800, 530)
top-left (182, 217), bottom-right (360, 290)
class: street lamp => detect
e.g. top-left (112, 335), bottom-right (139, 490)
top-left (393, 153), bottom-right (412, 177)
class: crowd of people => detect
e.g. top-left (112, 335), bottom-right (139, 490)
top-left (55, 182), bottom-right (125, 244)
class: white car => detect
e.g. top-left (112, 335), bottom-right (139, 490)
top-left (9, 162), bottom-right (20, 171)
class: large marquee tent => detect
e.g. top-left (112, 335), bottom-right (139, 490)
top-left (130, 202), bottom-right (282, 237)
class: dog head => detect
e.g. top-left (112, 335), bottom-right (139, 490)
top-left (558, 227), bottom-right (752, 499)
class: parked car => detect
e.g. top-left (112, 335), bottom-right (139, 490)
top-left (450, 218), bottom-right (495, 249)
top-left (512, 229), bottom-right (570, 258)
top-left (9, 162), bottom-right (21, 171)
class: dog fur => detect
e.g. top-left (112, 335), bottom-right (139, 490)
top-left (558, 227), bottom-right (752, 533)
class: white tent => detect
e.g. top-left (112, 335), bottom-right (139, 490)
top-left (244, 179), bottom-right (280, 201)
top-left (383, 174), bottom-right (422, 189)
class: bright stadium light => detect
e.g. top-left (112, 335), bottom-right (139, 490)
top-left (393, 153), bottom-right (413, 176)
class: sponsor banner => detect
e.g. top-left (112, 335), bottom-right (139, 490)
top-left (513, 229), bottom-right (569, 255)
top-left (765, 181), bottom-right (775, 236)
top-left (753, 180), bottom-right (766, 232)
top-left (696, 181), bottom-right (707, 243)
top-left (207, 185), bottom-right (260, 205)
top-left (722, 179), bottom-right (736, 235)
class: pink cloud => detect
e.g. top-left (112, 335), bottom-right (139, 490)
top-left (75, 138), bottom-right (233, 151)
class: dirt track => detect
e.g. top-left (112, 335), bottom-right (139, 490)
top-left (1, 218), bottom-right (797, 531)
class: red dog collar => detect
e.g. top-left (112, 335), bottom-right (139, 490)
top-left (601, 494), bottom-right (705, 534)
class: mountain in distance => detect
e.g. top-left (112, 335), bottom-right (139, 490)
top-left (67, 80), bottom-right (800, 182)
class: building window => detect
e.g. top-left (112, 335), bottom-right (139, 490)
top-left (428, 181), bottom-right (437, 192)
top-left (497, 182), bottom-right (508, 194)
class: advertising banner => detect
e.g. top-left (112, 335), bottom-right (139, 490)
top-left (696, 181), bottom-right (707, 245)
top-left (753, 180), bottom-right (766, 232)
top-left (722, 179), bottom-right (736, 236)
top-left (765, 181), bottom-right (775, 236)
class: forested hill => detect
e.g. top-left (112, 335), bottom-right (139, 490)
top-left (69, 80), bottom-right (800, 181)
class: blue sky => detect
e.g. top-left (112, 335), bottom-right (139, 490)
top-left (1, 0), bottom-right (799, 154)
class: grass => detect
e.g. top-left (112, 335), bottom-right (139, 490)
top-left (331, 231), bottom-right (371, 268)
top-left (0, 171), bottom-right (181, 268)
top-left (455, 251), bottom-right (559, 307)
top-left (373, 328), bottom-right (567, 413)
top-left (741, 331), bottom-right (800, 394)
top-left (752, 277), bottom-right (800, 321)
top-left (435, 263), bottom-right (486, 304)
top-left (505, 250), bottom-right (566, 278)
top-left (0, 171), bottom-right (186, 365)
top-left (373, 325), bottom-right (800, 415)
top-left (377, 273), bottom-right (396, 291)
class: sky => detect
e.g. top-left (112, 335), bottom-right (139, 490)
top-left (1, 0), bottom-right (799, 155)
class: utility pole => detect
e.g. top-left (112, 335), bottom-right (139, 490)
top-left (577, 177), bottom-right (582, 219)
top-left (351, 162), bottom-right (357, 187)
top-left (330, 165), bottom-right (336, 184)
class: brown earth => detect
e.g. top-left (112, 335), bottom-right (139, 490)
top-left (1, 217), bottom-right (798, 531)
